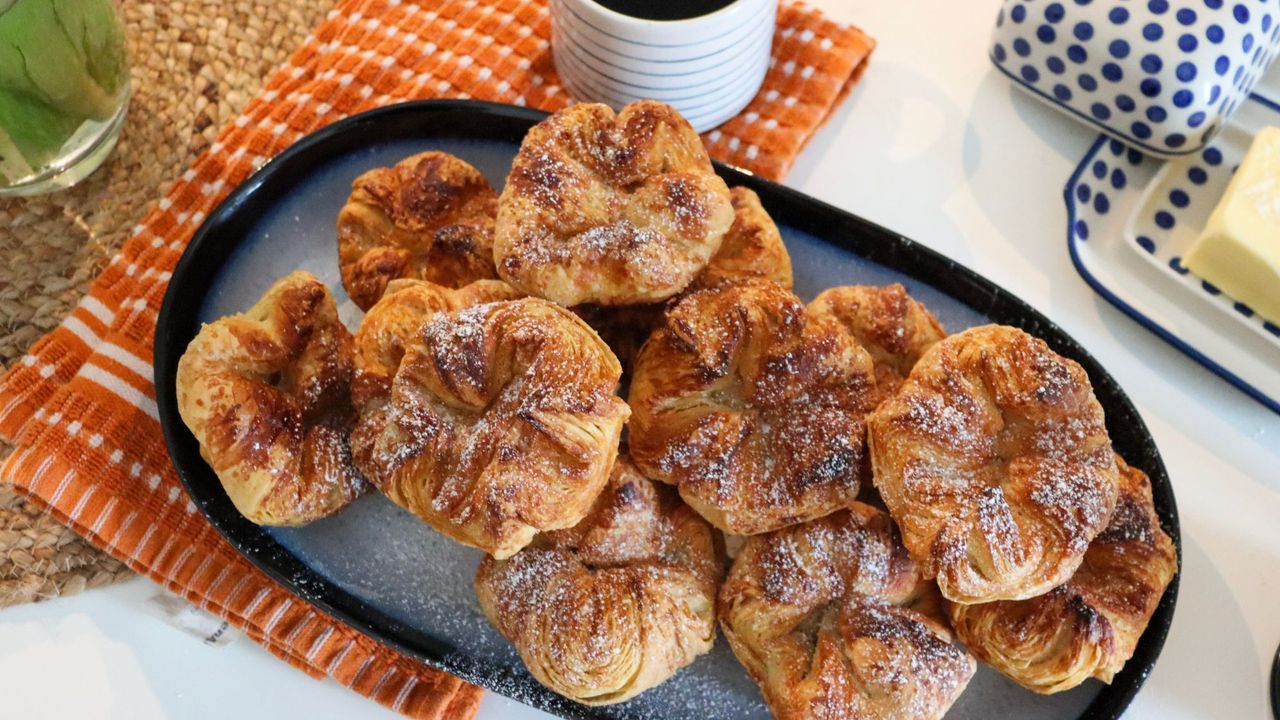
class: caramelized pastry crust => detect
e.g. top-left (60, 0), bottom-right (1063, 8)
top-left (719, 503), bottom-right (976, 720)
top-left (573, 185), bottom-right (793, 369)
top-left (693, 186), bottom-right (793, 291)
top-left (475, 455), bottom-right (724, 705)
top-left (338, 151), bottom-right (500, 310)
top-left (351, 278), bottom-right (521, 410)
top-left (176, 272), bottom-right (364, 525)
top-left (808, 284), bottom-right (945, 400)
top-left (494, 101), bottom-right (734, 306)
top-left (868, 325), bottom-right (1121, 603)
top-left (628, 280), bottom-right (880, 535)
top-left (351, 298), bottom-right (630, 558)
top-left (947, 455), bottom-right (1176, 693)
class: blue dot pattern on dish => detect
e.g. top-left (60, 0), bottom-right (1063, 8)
top-left (990, 0), bottom-right (1280, 156)
top-left (1067, 136), bottom-right (1280, 353)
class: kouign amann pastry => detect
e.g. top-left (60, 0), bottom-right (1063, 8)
top-left (351, 277), bottom-right (520, 410)
top-left (176, 271), bottom-right (364, 525)
top-left (475, 455), bottom-right (723, 705)
top-left (947, 454), bottom-right (1176, 693)
top-left (808, 283), bottom-right (945, 400)
top-left (351, 298), bottom-right (630, 558)
top-left (868, 325), bottom-right (1121, 603)
top-left (692, 186), bottom-right (793, 292)
top-left (573, 184), bottom-right (793, 369)
top-left (494, 101), bottom-right (734, 306)
top-left (628, 280), bottom-right (880, 535)
top-left (719, 503), bottom-right (976, 720)
top-left (338, 151), bottom-right (500, 310)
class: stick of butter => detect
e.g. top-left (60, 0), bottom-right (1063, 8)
top-left (1184, 126), bottom-right (1280, 325)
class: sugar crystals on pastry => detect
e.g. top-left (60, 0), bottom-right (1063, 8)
top-left (351, 277), bottom-right (521, 410)
top-left (176, 271), bottom-right (364, 526)
top-left (808, 283), bottom-right (945, 401)
top-left (475, 454), bottom-right (723, 705)
top-left (868, 324), bottom-right (1121, 603)
top-left (692, 186), bottom-right (793, 292)
top-left (338, 151), bottom-right (500, 311)
top-left (719, 502), bottom-right (976, 720)
top-left (351, 298), bottom-right (630, 558)
top-left (947, 454), bottom-right (1176, 693)
top-left (572, 184), bottom-right (793, 371)
top-left (628, 279), bottom-right (880, 535)
top-left (494, 100), bottom-right (734, 306)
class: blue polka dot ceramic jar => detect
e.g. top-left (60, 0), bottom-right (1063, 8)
top-left (991, 0), bottom-right (1280, 157)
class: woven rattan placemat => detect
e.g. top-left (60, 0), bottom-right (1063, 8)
top-left (0, 0), bottom-right (335, 607)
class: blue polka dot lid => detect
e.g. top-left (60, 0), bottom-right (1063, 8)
top-left (991, 0), bottom-right (1280, 157)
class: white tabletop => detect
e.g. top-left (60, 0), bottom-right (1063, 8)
top-left (3, 1), bottom-right (1278, 718)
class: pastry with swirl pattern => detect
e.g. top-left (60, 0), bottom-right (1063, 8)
top-left (475, 455), bottom-right (723, 705)
top-left (692, 186), bottom-right (793, 292)
top-left (947, 454), bottom-right (1176, 693)
top-left (351, 277), bottom-right (521, 411)
top-left (176, 271), bottom-right (364, 526)
top-left (868, 324), bottom-right (1121, 603)
top-left (808, 283), bottom-right (945, 402)
top-left (628, 280), bottom-right (880, 535)
top-left (494, 100), bottom-right (734, 306)
top-left (573, 184), bottom-right (793, 370)
top-left (351, 298), bottom-right (630, 558)
top-left (338, 151), bottom-right (500, 311)
top-left (719, 503), bottom-right (976, 720)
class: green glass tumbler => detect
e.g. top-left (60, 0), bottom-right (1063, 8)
top-left (0, 0), bottom-right (130, 197)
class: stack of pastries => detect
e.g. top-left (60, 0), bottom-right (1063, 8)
top-left (175, 100), bottom-right (1176, 718)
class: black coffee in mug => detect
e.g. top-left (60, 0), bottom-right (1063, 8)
top-left (590, 0), bottom-right (737, 21)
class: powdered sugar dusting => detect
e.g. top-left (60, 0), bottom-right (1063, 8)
top-left (871, 325), bottom-right (1120, 600)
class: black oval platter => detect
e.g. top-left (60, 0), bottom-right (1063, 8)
top-left (154, 99), bottom-right (1180, 720)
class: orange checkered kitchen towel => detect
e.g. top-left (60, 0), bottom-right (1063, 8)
top-left (0, 0), bottom-right (874, 716)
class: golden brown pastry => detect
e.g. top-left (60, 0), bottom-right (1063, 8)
top-left (692, 186), bottom-right (793, 291)
top-left (338, 151), bottom-right (499, 310)
top-left (868, 325), bottom-right (1121, 604)
top-left (475, 455), bottom-right (723, 705)
top-left (351, 277), bottom-right (521, 410)
top-left (351, 298), bottom-right (630, 558)
top-left (176, 271), bottom-right (364, 525)
top-left (572, 185), bottom-right (793, 370)
top-left (719, 503), bottom-right (976, 720)
top-left (808, 284), bottom-right (945, 400)
top-left (628, 280), bottom-right (880, 535)
top-left (494, 101), bottom-right (734, 306)
top-left (947, 454), bottom-right (1176, 693)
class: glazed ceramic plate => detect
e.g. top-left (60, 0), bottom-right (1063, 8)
top-left (1125, 94), bottom-right (1280, 349)
top-left (155, 100), bottom-right (1180, 720)
top-left (1067, 92), bottom-right (1280, 415)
